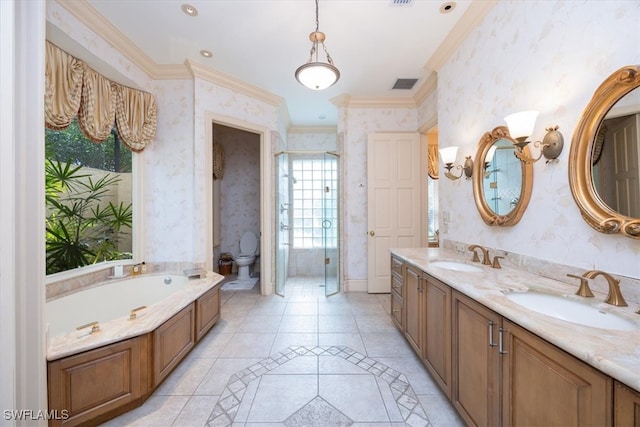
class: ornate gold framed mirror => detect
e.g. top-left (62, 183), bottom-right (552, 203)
top-left (472, 126), bottom-right (533, 226)
top-left (569, 65), bottom-right (640, 239)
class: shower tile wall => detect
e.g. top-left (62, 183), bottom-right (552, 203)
top-left (215, 125), bottom-right (260, 268)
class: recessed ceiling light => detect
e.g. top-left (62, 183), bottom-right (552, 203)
top-left (181, 4), bottom-right (198, 16)
top-left (440, 2), bottom-right (456, 13)
top-left (200, 50), bottom-right (212, 58)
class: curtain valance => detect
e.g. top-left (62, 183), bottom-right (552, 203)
top-left (44, 41), bottom-right (157, 152)
top-left (428, 145), bottom-right (439, 180)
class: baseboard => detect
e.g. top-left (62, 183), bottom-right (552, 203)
top-left (346, 279), bottom-right (368, 292)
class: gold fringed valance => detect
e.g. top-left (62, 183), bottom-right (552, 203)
top-left (78, 68), bottom-right (116, 143)
top-left (428, 145), bottom-right (439, 179)
top-left (45, 42), bottom-right (84, 130)
top-left (114, 85), bottom-right (157, 152)
top-left (44, 41), bottom-right (157, 152)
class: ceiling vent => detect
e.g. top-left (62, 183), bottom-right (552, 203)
top-left (391, 0), bottom-right (413, 5)
top-left (392, 78), bottom-right (419, 90)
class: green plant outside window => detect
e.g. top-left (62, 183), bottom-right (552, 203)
top-left (45, 119), bottom-right (133, 275)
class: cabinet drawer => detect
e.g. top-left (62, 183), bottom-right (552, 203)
top-left (391, 291), bottom-right (404, 329)
top-left (391, 256), bottom-right (404, 277)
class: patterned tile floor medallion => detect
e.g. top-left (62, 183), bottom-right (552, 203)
top-left (205, 345), bottom-right (429, 426)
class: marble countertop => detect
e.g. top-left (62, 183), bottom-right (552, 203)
top-left (389, 247), bottom-right (640, 392)
top-left (47, 272), bottom-right (224, 361)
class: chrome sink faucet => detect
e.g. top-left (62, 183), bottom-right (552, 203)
top-left (581, 270), bottom-right (628, 307)
top-left (468, 245), bottom-right (491, 266)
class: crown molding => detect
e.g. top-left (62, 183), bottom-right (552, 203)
top-left (55, 0), bottom-right (157, 78)
top-left (288, 126), bottom-right (338, 134)
top-left (426, 0), bottom-right (498, 72)
top-left (185, 60), bottom-right (284, 108)
top-left (154, 64), bottom-right (192, 80)
top-left (330, 95), bottom-right (416, 109)
top-left (413, 72), bottom-right (437, 106)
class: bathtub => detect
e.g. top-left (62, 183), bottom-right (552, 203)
top-left (47, 274), bottom-right (191, 338)
top-left (47, 271), bottom-right (223, 426)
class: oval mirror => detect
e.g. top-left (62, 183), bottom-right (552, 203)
top-left (472, 126), bottom-right (533, 226)
top-left (569, 65), bottom-right (640, 239)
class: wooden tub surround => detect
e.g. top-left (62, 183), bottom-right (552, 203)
top-left (47, 277), bottom-right (221, 426)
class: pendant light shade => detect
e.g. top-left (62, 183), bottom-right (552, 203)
top-left (295, 0), bottom-right (340, 90)
top-left (295, 61), bottom-right (340, 91)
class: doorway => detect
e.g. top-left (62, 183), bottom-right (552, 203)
top-left (275, 151), bottom-right (340, 297)
top-left (205, 113), bottom-right (273, 295)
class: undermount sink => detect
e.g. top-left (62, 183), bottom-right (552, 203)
top-left (430, 261), bottom-right (483, 273)
top-left (505, 292), bottom-right (637, 331)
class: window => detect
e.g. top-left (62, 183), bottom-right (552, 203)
top-left (427, 175), bottom-right (439, 245)
top-left (45, 119), bottom-right (133, 274)
top-left (290, 157), bottom-right (338, 248)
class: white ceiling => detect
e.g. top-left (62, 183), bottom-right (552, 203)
top-left (80, 0), bottom-right (474, 127)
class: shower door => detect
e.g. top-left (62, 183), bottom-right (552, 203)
top-left (323, 153), bottom-right (339, 296)
top-left (274, 151), bottom-right (339, 296)
top-left (275, 153), bottom-right (289, 297)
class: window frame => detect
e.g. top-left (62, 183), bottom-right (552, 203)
top-left (44, 146), bottom-right (144, 282)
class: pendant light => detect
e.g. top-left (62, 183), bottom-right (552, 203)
top-left (295, 0), bottom-right (340, 90)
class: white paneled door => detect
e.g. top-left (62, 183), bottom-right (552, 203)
top-left (367, 133), bottom-right (422, 293)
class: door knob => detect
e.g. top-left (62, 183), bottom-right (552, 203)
top-left (369, 231), bottom-right (375, 236)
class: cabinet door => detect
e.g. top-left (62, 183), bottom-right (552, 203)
top-left (615, 381), bottom-right (640, 427)
top-left (424, 275), bottom-right (451, 398)
top-left (404, 264), bottom-right (424, 355)
top-left (452, 290), bottom-right (501, 427)
top-left (502, 319), bottom-right (613, 427)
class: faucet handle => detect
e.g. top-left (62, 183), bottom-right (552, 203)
top-left (468, 245), bottom-right (482, 263)
top-left (492, 256), bottom-right (504, 269)
top-left (567, 274), bottom-right (594, 298)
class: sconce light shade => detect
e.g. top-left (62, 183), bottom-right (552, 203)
top-left (439, 146), bottom-right (472, 180)
top-left (295, 61), bottom-right (340, 91)
top-left (439, 146), bottom-right (459, 165)
top-left (504, 110), bottom-right (539, 142)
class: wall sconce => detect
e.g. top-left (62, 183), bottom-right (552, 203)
top-left (439, 146), bottom-right (473, 180)
top-left (504, 110), bottom-right (564, 164)
top-left (483, 145), bottom-right (497, 178)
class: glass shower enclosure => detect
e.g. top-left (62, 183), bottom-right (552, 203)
top-left (275, 152), bottom-right (339, 296)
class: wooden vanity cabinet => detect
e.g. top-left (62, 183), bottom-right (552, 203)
top-left (404, 264), bottom-right (425, 355)
top-left (390, 256), bottom-right (405, 329)
top-left (452, 290), bottom-right (612, 427)
top-left (452, 290), bottom-right (502, 426)
top-left (614, 381), bottom-right (640, 426)
top-left (423, 275), bottom-right (451, 398)
top-left (502, 318), bottom-right (612, 427)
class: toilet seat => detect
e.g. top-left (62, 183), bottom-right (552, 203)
top-left (239, 232), bottom-right (257, 256)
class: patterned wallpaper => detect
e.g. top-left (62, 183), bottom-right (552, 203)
top-left (435, 0), bottom-right (640, 279)
top-left (215, 125), bottom-right (261, 259)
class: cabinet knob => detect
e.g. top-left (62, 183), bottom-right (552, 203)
top-left (369, 230), bottom-right (375, 236)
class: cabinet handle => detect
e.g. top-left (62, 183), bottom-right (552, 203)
top-left (392, 309), bottom-right (401, 313)
top-left (499, 327), bottom-right (508, 355)
top-left (488, 321), bottom-right (497, 347)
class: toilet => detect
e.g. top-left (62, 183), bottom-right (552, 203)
top-left (234, 231), bottom-right (258, 281)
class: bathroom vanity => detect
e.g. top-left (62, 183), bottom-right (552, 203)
top-left (390, 248), bottom-right (640, 426)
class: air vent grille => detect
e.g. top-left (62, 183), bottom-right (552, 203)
top-left (391, 0), bottom-right (413, 4)
top-left (392, 78), bottom-right (419, 90)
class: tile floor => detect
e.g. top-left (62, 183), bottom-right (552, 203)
top-left (102, 277), bottom-right (463, 427)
